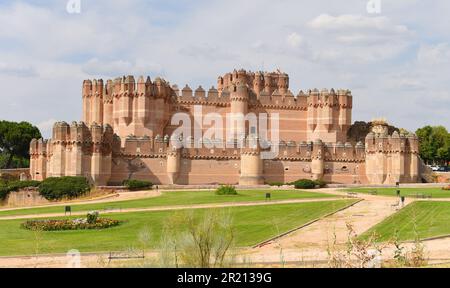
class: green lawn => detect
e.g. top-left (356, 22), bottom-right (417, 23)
top-left (0, 189), bottom-right (336, 217)
top-left (345, 187), bottom-right (450, 198)
top-left (0, 200), bottom-right (355, 256)
top-left (361, 201), bottom-right (450, 242)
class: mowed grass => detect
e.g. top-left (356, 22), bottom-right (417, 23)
top-left (361, 201), bottom-right (450, 242)
top-left (0, 200), bottom-right (356, 256)
top-left (0, 189), bottom-right (336, 217)
top-left (345, 187), bottom-right (450, 198)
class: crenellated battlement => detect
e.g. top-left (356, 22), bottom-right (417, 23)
top-left (365, 130), bottom-right (419, 154)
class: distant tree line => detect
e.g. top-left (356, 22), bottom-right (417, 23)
top-left (416, 126), bottom-right (450, 166)
top-left (0, 121), bottom-right (41, 169)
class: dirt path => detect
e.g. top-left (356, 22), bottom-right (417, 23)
top-left (0, 197), bottom-right (346, 221)
top-left (244, 190), bottom-right (406, 263)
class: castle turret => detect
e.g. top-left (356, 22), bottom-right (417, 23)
top-left (91, 79), bottom-right (104, 124)
top-left (277, 73), bottom-right (289, 94)
top-left (311, 139), bottom-right (324, 180)
top-left (230, 83), bottom-right (249, 141)
top-left (253, 72), bottom-right (264, 98)
top-left (239, 136), bottom-right (264, 185)
top-left (166, 142), bottom-right (180, 185)
top-left (68, 122), bottom-right (87, 177)
top-left (408, 134), bottom-right (420, 182)
top-left (82, 80), bottom-right (92, 124)
top-left (103, 80), bottom-right (114, 126)
top-left (51, 122), bottom-right (70, 177)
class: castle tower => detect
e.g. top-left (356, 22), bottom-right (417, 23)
top-left (277, 73), bottom-right (289, 94)
top-left (89, 123), bottom-right (114, 186)
top-left (51, 122), bottom-right (70, 177)
top-left (166, 143), bottom-right (180, 185)
top-left (239, 136), bottom-right (264, 185)
top-left (230, 82), bottom-right (249, 141)
top-left (253, 72), bottom-right (264, 98)
top-left (30, 139), bottom-right (48, 181)
top-left (68, 122), bottom-right (86, 177)
top-left (311, 139), bottom-right (324, 180)
top-left (91, 79), bottom-right (104, 125)
top-left (338, 89), bottom-right (352, 134)
top-left (389, 131), bottom-right (405, 184)
top-left (82, 80), bottom-right (92, 124)
top-left (103, 80), bottom-right (114, 126)
top-left (408, 134), bottom-right (420, 182)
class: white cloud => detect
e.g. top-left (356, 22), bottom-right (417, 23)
top-left (309, 14), bottom-right (410, 35)
top-left (286, 33), bottom-right (303, 48)
top-left (0, 62), bottom-right (36, 77)
top-left (417, 43), bottom-right (450, 65)
top-left (82, 58), bottom-right (164, 78)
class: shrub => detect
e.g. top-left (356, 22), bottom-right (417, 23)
top-left (123, 179), bottom-right (153, 191)
top-left (215, 185), bottom-right (238, 195)
top-left (293, 179), bottom-right (317, 189)
top-left (443, 186), bottom-right (450, 191)
top-left (22, 218), bottom-right (120, 231)
top-left (39, 177), bottom-right (90, 201)
top-left (0, 186), bottom-right (9, 200)
top-left (314, 179), bottom-right (327, 188)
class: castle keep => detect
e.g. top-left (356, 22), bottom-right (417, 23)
top-left (30, 69), bottom-right (421, 186)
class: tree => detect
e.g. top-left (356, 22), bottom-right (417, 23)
top-left (0, 121), bottom-right (41, 169)
top-left (416, 125), bottom-right (450, 165)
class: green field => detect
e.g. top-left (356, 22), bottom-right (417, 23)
top-left (345, 187), bottom-right (450, 198)
top-left (0, 189), bottom-right (336, 217)
top-left (0, 200), bottom-right (355, 256)
top-left (362, 201), bottom-right (450, 242)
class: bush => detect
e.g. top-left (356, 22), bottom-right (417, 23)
top-left (39, 177), bottom-right (90, 201)
top-left (293, 179), bottom-right (317, 189)
top-left (443, 186), bottom-right (450, 191)
top-left (314, 179), bottom-right (327, 188)
top-left (215, 185), bottom-right (238, 195)
top-left (22, 218), bottom-right (120, 231)
top-left (123, 179), bottom-right (153, 191)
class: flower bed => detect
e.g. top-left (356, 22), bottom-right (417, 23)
top-left (22, 218), bottom-right (120, 231)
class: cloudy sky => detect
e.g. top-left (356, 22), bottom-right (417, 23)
top-left (0, 0), bottom-right (449, 138)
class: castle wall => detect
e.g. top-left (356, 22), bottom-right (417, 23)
top-left (31, 69), bottom-right (422, 187)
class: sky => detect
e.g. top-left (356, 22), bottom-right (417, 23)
top-left (0, 0), bottom-right (449, 138)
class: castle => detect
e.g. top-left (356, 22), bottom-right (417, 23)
top-left (30, 69), bottom-right (421, 186)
